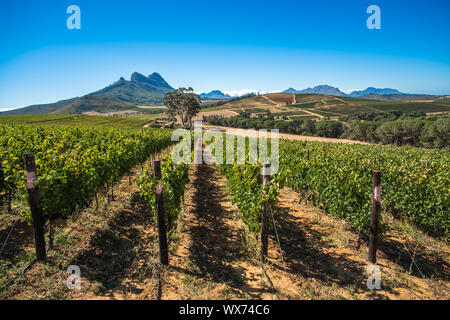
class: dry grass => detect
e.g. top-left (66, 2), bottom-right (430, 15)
top-left (264, 187), bottom-right (449, 299)
top-left (264, 94), bottom-right (295, 105)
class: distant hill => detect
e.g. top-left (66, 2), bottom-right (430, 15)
top-left (0, 72), bottom-right (174, 115)
top-left (434, 96), bottom-right (450, 104)
top-left (1, 97), bottom-right (79, 115)
top-left (360, 93), bottom-right (444, 101)
top-left (282, 85), bottom-right (347, 96)
top-left (349, 87), bottom-right (402, 97)
top-left (1, 96), bottom-right (139, 116)
top-left (281, 86), bottom-right (405, 98)
top-left (281, 88), bottom-right (299, 94)
top-left (56, 96), bottom-right (138, 114)
top-left (205, 93), bottom-right (450, 118)
top-left (200, 90), bottom-right (232, 100)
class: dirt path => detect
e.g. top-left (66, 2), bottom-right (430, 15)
top-left (298, 108), bottom-right (324, 119)
top-left (359, 105), bottom-right (385, 113)
top-left (203, 125), bottom-right (368, 144)
top-left (330, 96), bottom-right (346, 104)
top-left (163, 162), bottom-right (276, 299)
top-left (262, 95), bottom-right (281, 105)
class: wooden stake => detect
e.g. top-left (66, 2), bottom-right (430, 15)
top-left (23, 153), bottom-right (46, 261)
top-left (260, 163), bottom-right (271, 262)
top-left (7, 189), bottom-right (12, 213)
top-left (369, 170), bottom-right (381, 264)
top-left (154, 160), bottom-right (169, 266)
top-left (48, 219), bottom-right (54, 249)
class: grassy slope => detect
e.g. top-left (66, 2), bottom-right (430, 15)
top-left (88, 80), bottom-right (169, 105)
top-left (0, 97), bottom-right (140, 116)
top-left (0, 74), bottom-right (171, 116)
top-left (203, 96), bottom-right (275, 112)
top-left (55, 96), bottom-right (138, 114)
top-left (434, 97), bottom-right (450, 105)
top-left (0, 98), bottom-right (79, 115)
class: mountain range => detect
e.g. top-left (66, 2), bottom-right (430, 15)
top-left (91, 72), bottom-right (174, 104)
top-left (1, 72), bottom-right (173, 115)
top-left (199, 90), bottom-right (232, 100)
top-left (200, 86), bottom-right (408, 100)
top-left (1, 72), bottom-right (445, 115)
top-left (281, 85), bottom-right (402, 97)
top-left (347, 87), bottom-right (401, 97)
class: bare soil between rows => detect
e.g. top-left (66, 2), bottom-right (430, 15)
top-left (163, 163), bottom-right (274, 299)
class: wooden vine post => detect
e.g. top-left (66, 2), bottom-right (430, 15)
top-left (260, 163), bottom-right (271, 262)
top-left (153, 160), bottom-right (169, 266)
top-left (23, 153), bottom-right (46, 261)
top-left (369, 170), bottom-right (381, 264)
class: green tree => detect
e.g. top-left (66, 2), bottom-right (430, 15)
top-left (164, 87), bottom-right (201, 127)
top-left (421, 118), bottom-right (450, 148)
top-left (315, 121), bottom-right (344, 138)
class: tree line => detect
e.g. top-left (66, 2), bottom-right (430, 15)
top-left (205, 113), bottom-right (449, 149)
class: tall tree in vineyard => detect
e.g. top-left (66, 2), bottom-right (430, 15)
top-left (164, 87), bottom-right (201, 127)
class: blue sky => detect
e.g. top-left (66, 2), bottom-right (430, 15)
top-left (1, 0), bottom-right (449, 110)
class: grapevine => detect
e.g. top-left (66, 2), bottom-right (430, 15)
top-left (0, 125), bottom-right (173, 222)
